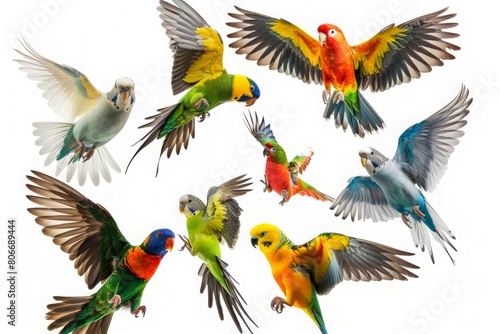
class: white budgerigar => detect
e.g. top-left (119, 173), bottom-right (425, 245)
top-left (14, 38), bottom-right (135, 186)
top-left (330, 86), bottom-right (472, 264)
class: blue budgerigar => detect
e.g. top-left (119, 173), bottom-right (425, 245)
top-left (330, 86), bottom-right (472, 264)
top-left (14, 38), bottom-right (135, 186)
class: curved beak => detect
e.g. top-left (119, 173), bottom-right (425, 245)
top-left (120, 90), bottom-right (130, 102)
top-left (263, 147), bottom-right (269, 157)
top-left (318, 32), bottom-right (327, 45)
top-left (360, 156), bottom-right (367, 168)
top-left (179, 202), bottom-right (185, 214)
top-left (251, 236), bottom-right (258, 248)
top-left (245, 97), bottom-right (258, 106)
top-left (166, 237), bottom-right (175, 252)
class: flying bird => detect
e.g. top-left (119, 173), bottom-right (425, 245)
top-left (244, 111), bottom-right (334, 205)
top-left (178, 174), bottom-right (257, 333)
top-left (25, 170), bottom-right (175, 334)
top-left (250, 223), bottom-right (418, 334)
top-left (127, 0), bottom-right (260, 175)
top-left (330, 86), bottom-right (472, 264)
top-left (227, 6), bottom-right (459, 137)
top-left (15, 38), bottom-right (135, 186)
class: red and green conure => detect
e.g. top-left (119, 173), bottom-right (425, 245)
top-left (26, 171), bottom-right (175, 334)
top-left (244, 111), bottom-right (334, 206)
top-left (228, 7), bottom-right (459, 137)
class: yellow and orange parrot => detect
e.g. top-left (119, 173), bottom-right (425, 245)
top-left (227, 7), bottom-right (459, 137)
top-left (250, 223), bottom-right (419, 333)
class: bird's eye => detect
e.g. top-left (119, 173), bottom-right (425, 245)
top-left (156, 232), bottom-right (163, 238)
top-left (271, 147), bottom-right (276, 152)
top-left (260, 232), bottom-right (266, 237)
top-left (328, 29), bottom-right (336, 36)
top-left (371, 152), bottom-right (374, 155)
top-left (250, 85), bottom-right (255, 91)
top-left (188, 199), bottom-right (192, 203)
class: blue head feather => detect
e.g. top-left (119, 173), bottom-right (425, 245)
top-left (143, 228), bottom-right (175, 257)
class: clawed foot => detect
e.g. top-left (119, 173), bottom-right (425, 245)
top-left (402, 214), bottom-right (412, 228)
top-left (131, 305), bottom-right (146, 318)
top-left (178, 235), bottom-right (192, 253)
top-left (82, 146), bottom-right (96, 162)
top-left (413, 204), bottom-right (425, 219)
top-left (197, 112), bottom-right (210, 122)
top-left (260, 175), bottom-right (271, 193)
top-left (332, 91), bottom-right (344, 104)
top-left (108, 295), bottom-right (121, 308)
top-left (322, 90), bottom-right (331, 104)
top-left (193, 98), bottom-right (209, 111)
top-left (271, 297), bottom-right (289, 314)
top-left (279, 190), bottom-right (289, 206)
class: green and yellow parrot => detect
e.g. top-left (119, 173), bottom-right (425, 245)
top-left (127, 0), bottom-right (260, 175)
top-left (250, 223), bottom-right (419, 334)
top-left (244, 111), bottom-right (334, 205)
top-left (26, 171), bottom-right (175, 334)
top-left (178, 174), bottom-right (257, 333)
top-left (227, 7), bottom-right (459, 137)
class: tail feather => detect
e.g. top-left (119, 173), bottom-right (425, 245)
top-left (33, 122), bottom-right (120, 186)
top-left (299, 180), bottom-right (335, 202)
top-left (406, 201), bottom-right (456, 264)
top-left (126, 103), bottom-right (190, 176)
top-left (198, 258), bottom-right (257, 334)
top-left (46, 296), bottom-right (113, 334)
top-left (305, 292), bottom-right (328, 334)
top-left (323, 91), bottom-right (385, 137)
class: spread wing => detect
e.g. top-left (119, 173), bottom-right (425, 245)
top-left (26, 170), bottom-right (131, 289)
top-left (158, 0), bottom-right (225, 95)
top-left (204, 175), bottom-right (253, 248)
top-left (330, 176), bottom-right (400, 222)
top-left (227, 6), bottom-right (322, 85)
top-left (352, 7), bottom-right (460, 92)
top-left (394, 85), bottom-right (471, 192)
top-left (290, 146), bottom-right (313, 174)
top-left (293, 233), bottom-right (419, 295)
top-left (243, 111), bottom-right (277, 146)
top-left (14, 38), bottom-right (102, 122)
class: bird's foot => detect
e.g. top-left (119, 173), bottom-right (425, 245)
top-left (322, 90), bottom-right (331, 104)
top-left (82, 146), bottom-right (96, 162)
top-left (108, 295), bottom-right (121, 308)
top-left (178, 235), bottom-right (192, 253)
top-left (413, 204), bottom-right (425, 219)
top-left (193, 98), bottom-right (209, 111)
top-left (279, 190), bottom-right (289, 206)
top-left (197, 112), bottom-right (210, 122)
top-left (70, 141), bottom-right (86, 164)
top-left (271, 297), bottom-right (289, 314)
top-left (332, 91), bottom-right (344, 104)
top-left (131, 305), bottom-right (146, 318)
top-left (402, 214), bottom-right (412, 228)
top-left (260, 175), bottom-right (271, 193)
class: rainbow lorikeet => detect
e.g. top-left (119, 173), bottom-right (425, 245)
top-left (250, 223), bottom-right (419, 333)
top-left (127, 0), bottom-right (260, 175)
top-left (244, 111), bottom-right (334, 205)
top-left (227, 7), bottom-right (459, 137)
top-left (26, 170), bottom-right (175, 334)
top-left (178, 174), bottom-right (256, 333)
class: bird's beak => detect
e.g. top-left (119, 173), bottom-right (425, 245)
top-left (120, 90), bottom-right (130, 102)
top-left (318, 32), bottom-right (327, 45)
top-left (245, 97), bottom-right (257, 106)
top-left (263, 147), bottom-right (269, 157)
top-left (179, 202), bottom-right (185, 214)
top-left (360, 156), bottom-right (367, 168)
top-left (166, 237), bottom-right (174, 252)
top-left (251, 236), bottom-right (258, 248)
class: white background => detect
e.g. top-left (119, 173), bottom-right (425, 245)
top-left (1, 0), bottom-right (497, 333)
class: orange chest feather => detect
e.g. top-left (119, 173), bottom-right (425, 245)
top-left (265, 161), bottom-right (297, 193)
top-left (320, 45), bottom-right (356, 89)
top-left (125, 247), bottom-right (162, 281)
